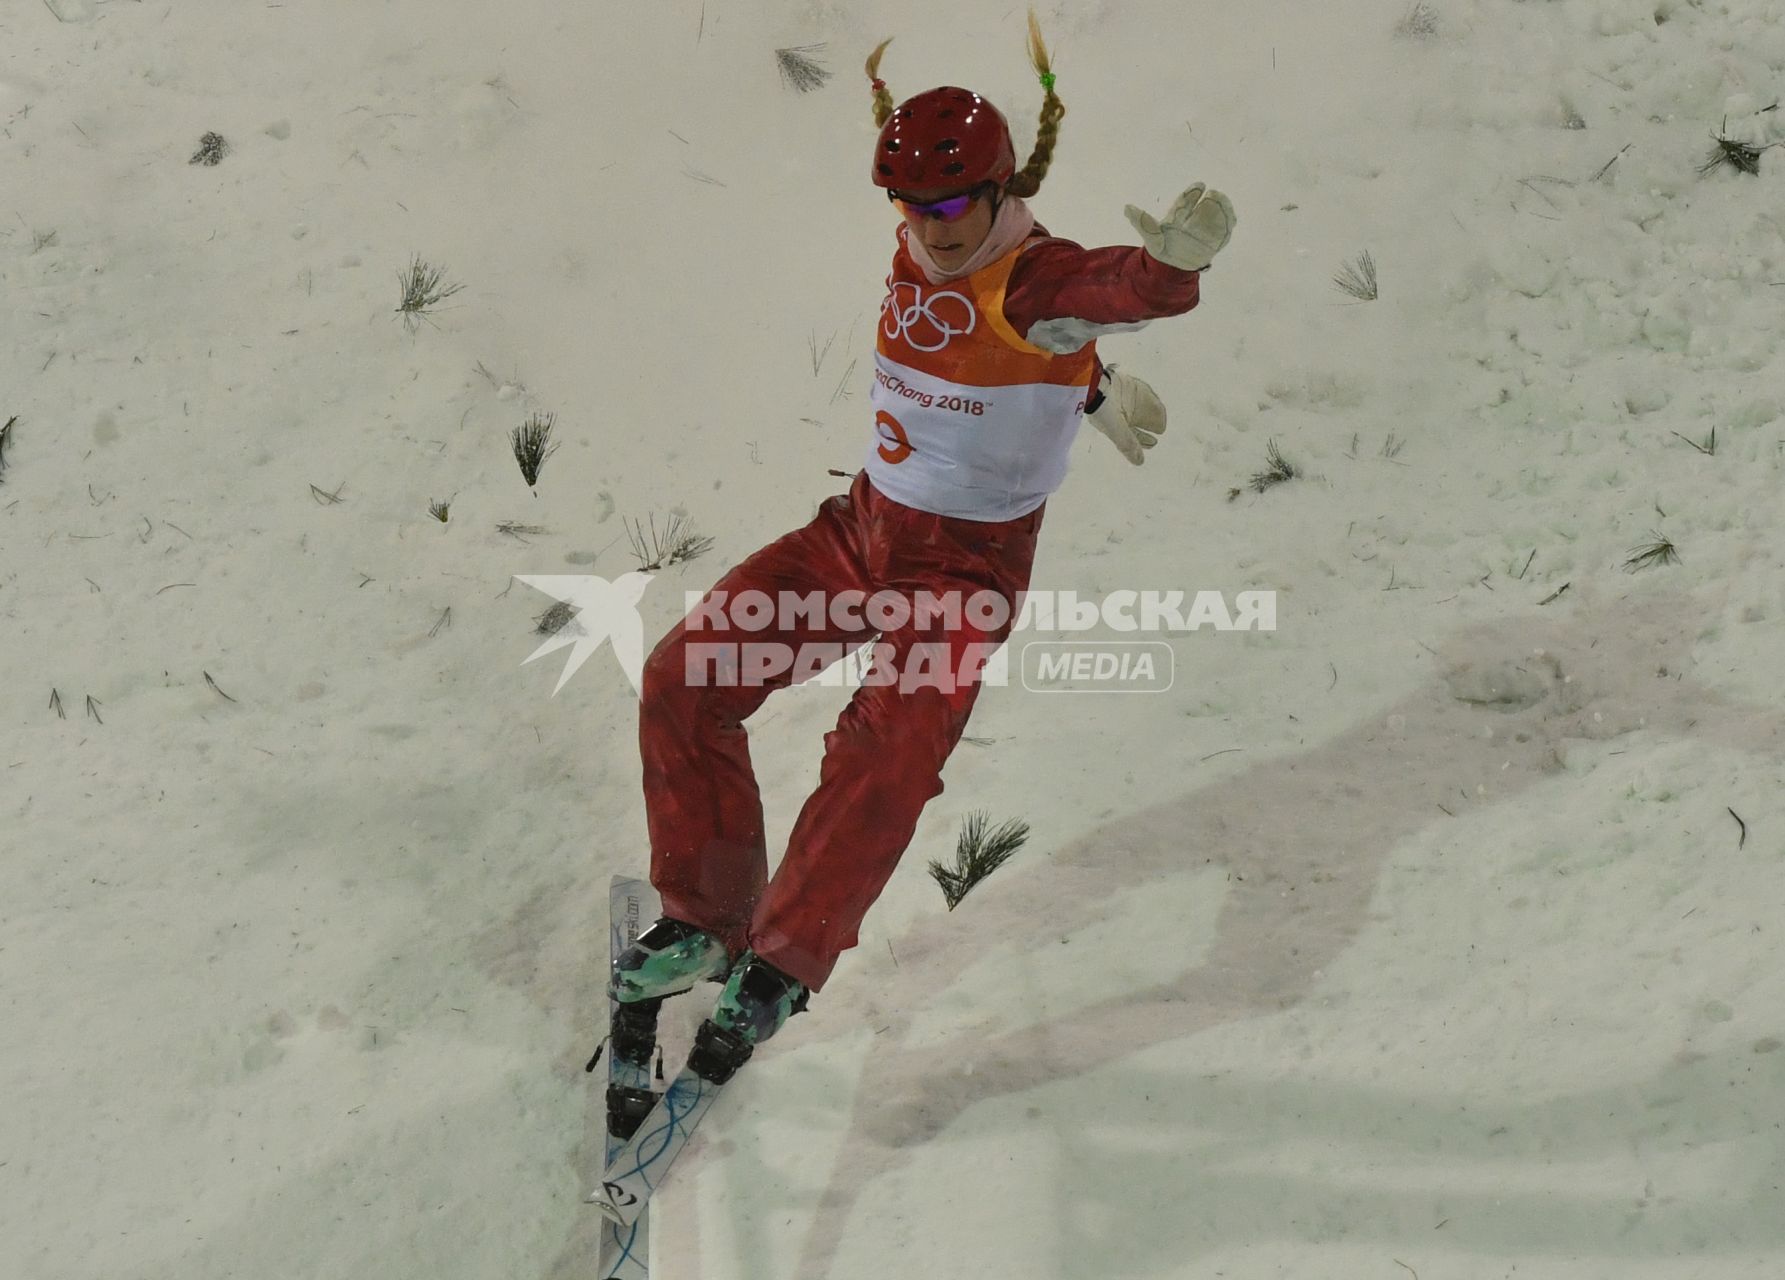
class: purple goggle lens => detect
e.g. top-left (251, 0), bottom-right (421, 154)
top-left (890, 188), bottom-right (981, 223)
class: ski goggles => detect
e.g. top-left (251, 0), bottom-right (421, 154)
top-left (888, 184), bottom-right (991, 223)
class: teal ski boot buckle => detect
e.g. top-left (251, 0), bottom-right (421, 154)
top-left (610, 917), bottom-right (730, 1003)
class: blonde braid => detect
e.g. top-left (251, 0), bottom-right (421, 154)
top-left (1004, 9), bottom-right (1065, 199)
top-left (865, 37), bottom-right (895, 128)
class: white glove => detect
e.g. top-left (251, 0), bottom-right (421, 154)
top-left (1124, 182), bottom-right (1235, 272)
top-left (1086, 364), bottom-right (1166, 465)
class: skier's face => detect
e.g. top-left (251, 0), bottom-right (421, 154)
top-left (892, 182), bottom-right (998, 273)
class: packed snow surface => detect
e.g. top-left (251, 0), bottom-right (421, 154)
top-left (3, 0), bottom-right (1783, 1277)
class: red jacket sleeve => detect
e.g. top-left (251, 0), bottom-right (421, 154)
top-left (1001, 222), bottom-right (1202, 356)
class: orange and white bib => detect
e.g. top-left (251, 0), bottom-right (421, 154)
top-left (865, 226), bottom-right (1099, 521)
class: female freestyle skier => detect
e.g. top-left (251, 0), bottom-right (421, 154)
top-left (611, 21), bottom-right (1236, 1075)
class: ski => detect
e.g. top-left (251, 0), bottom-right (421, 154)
top-left (594, 875), bottom-right (661, 1280)
top-left (585, 1034), bottom-right (738, 1228)
top-left (588, 958), bottom-right (804, 1226)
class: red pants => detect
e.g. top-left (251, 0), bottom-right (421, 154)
top-left (638, 471), bottom-right (1045, 991)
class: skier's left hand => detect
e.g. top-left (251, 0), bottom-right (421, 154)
top-left (1086, 364), bottom-right (1166, 465)
top-left (1124, 182), bottom-right (1235, 272)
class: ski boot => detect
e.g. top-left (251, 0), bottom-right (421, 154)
top-left (604, 994), bottom-right (664, 1139)
top-left (609, 917), bottom-right (731, 1003)
top-left (688, 952), bottom-right (809, 1085)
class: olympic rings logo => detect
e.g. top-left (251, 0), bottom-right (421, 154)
top-left (880, 281), bottom-right (976, 352)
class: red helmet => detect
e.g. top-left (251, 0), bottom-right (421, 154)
top-left (871, 87), bottom-right (1016, 191)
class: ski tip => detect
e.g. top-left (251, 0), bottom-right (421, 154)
top-left (585, 1189), bottom-right (629, 1226)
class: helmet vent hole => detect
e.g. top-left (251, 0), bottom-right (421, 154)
top-left (935, 138), bottom-right (959, 152)
top-left (942, 162), bottom-right (965, 176)
top-left (884, 140), bottom-right (900, 152)
top-left (938, 108), bottom-right (954, 119)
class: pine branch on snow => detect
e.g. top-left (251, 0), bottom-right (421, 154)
top-left (512, 412), bottom-right (560, 487)
top-left (536, 599), bottom-right (581, 636)
top-left (1623, 530), bottom-right (1679, 572)
top-left (1393, 2), bottom-right (1439, 39)
top-left (775, 45), bottom-right (832, 93)
top-left (626, 513), bottom-right (713, 570)
top-left (1699, 117), bottom-right (1775, 176)
top-left (1333, 250), bottom-right (1379, 301)
top-left (1249, 438), bottom-right (1298, 493)
top-left (396, 255), bottom-right (464, 330)
top-left (929, 811), bottom-right (1029, 911)
top-left (189, 132), bottom-right (228, 166)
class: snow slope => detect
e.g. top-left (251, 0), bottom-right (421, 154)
top-left (3, 1), bottom-right (1783, 1277)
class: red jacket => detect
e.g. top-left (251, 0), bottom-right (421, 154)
top-left (1003, 220), bottom-right (1203, 403)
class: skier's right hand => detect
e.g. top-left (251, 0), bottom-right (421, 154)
top-left (1086, 364), bottom-right (1166, 465)
top-left (1124, 182), bottom-right (1235, 273)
